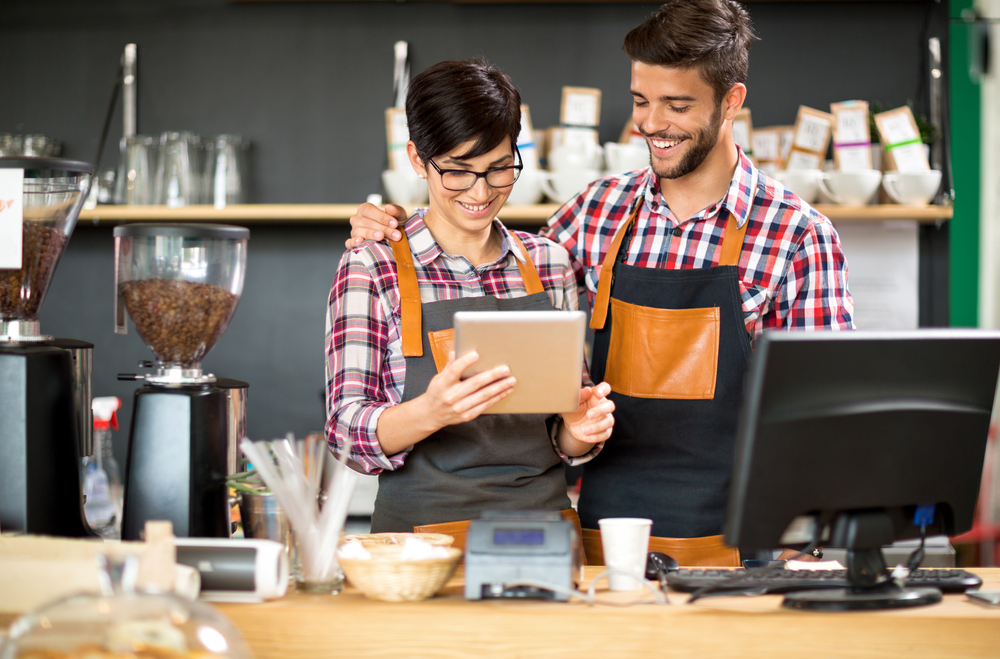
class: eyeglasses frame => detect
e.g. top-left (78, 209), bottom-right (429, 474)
top-left (425, 144), bottom-right (524, 192)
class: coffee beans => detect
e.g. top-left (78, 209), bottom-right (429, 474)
top-left (0, 224), bottom-right (68, 320)
top-left (120, 279), bottom-right (237, 366)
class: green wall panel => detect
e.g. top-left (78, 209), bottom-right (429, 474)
top-left (949, 0), bottom-right (982, 327)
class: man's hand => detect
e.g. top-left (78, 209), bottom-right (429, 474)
top-left (557, 382), bottom-right (615, 456)
top-left (777, 547), bottom-right (821, 562)
top-left (345, 203), bottom-right (408, 248)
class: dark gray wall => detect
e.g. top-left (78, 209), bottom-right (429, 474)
top-left (3, 0), bottom-right (946, 202)
top-left (2, 0), bottom-right (949, 466)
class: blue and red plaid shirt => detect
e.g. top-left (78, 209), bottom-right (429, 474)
top-left (325, 209), bottom-right (597, 475)
top-left (540, 148), bottom-right (855, 336)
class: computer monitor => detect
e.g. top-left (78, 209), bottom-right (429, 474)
top-left (724, 329), bottom-right (1000, 610)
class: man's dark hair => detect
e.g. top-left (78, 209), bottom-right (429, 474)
top-left (405, 59), bottom-right (521, 163)
top-left (623, 0), bottom-right (757, 104)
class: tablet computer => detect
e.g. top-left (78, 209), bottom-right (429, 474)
top-left (453, 310), bottom-right (587, 415)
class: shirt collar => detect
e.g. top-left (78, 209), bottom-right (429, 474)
top-left (640, 146), bottom-right (759, 229)
top-left (404, 208), bottom-right (522, 267)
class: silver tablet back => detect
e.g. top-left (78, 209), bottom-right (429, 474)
top-left (453, 310), bottom-right (587, 414)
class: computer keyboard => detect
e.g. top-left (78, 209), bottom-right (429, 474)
top-left (666, 567), bottom-right (982, 594)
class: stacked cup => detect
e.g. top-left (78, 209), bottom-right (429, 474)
top-left (542, 141), bottom-right (604, 204)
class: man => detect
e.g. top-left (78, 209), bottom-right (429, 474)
top-left (347, 0), bottom-right (853, 561)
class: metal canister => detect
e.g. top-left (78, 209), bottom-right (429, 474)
top-left (239, 491), bottom-right (290, 551)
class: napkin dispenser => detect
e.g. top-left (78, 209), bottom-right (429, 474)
top-left (464, 511), bottom-right (579, 601)
top-left (175, 538), bottom-right (289, 602)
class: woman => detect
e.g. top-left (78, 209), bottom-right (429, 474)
top-left (325, 60), bottom-right (614, 534)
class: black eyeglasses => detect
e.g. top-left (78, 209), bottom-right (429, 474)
top-left (426, 146), bottom-right (523, 191)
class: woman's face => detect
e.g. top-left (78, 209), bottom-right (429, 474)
top-left (409, 138), bottom-right (515, 237)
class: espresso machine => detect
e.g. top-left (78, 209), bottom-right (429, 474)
top-left (0, 157), bottom-right (94, 537)
top-left (115, 224), bottom-right (249, 540)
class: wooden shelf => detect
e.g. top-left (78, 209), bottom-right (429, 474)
top-left (77, 203), bottom-right (953, 227)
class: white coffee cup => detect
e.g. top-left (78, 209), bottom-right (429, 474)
top-left (773, 169), bottom-right (823, 204)
top-left (604, 142), bottom-right (649, 175)
top-left (882, 170), bottom-right (942, 206)
top-left (598, 518), bottom-right (653, 591)
top-left (381, 168), bottom-right (428, 206)
top-left (818, 169), bottom-right (883, 206)
top-left (540, 168), bottom-right (602, 205)
top-left (504, 168), bottom-right (544, 206)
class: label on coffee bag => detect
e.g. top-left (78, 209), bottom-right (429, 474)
top-left (385, 108), bottom-right (410, 171)
top-left (831, 101), bottom-right (872, 171)
top-left (733, 108), bottom-right (754, 158)
top-left (874, 106), bottom-right (929, 172)
top-left (517, 105), bottom-right (541, 170)
top-left (0, 168), bottom-right (24, 269)
top-left (752, 127), bottom-right (783, 174)
top-left (114, 235), bottom-right (128, 334)
top-left (786, 106), bottom-right (834, 171)
top-left (560, 87), bottom-right (602, 128)
top-left (618, 118), bottom-right (646, 147)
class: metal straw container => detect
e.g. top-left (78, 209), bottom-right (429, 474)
top-left (239, 492), bottom-right (291, 550)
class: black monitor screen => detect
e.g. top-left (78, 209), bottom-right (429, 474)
top-left (724, 330), bottom-right (1000, 554)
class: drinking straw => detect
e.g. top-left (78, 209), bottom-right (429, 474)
top-left (239, 434), bottom-right (355, 584)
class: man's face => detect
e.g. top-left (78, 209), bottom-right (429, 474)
top-left (630, 61), bottom-right (726, 180)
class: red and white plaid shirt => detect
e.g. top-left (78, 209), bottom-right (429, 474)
top-left (541, 148), bottom-right (855, 336)
top-left (325, 210), bottom-right (596, 475)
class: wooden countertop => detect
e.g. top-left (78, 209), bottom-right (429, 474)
top-left (77, 203), bottom-right (954, 227)
top-left (214, 566), bottom-right (1000, 659)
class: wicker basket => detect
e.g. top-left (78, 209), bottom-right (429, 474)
top-left (344, 532), bottom-right (455, 547)
top-left (339, 545), bottom-right (463, 602)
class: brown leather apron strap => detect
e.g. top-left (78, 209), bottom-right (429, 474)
top-left (590, 203), bottom-right (642, 331)
top-left (718, 212), bottom-right (748, 268)
top-left (415, 509), bottom-right (587, 565)
top-left (581, 529), bottom-right (741, 567)
top-left (394, 226), bottom-right (547, 358)
top-left (508, 232), bottom-right (545, 296)
top-left (391, 231), bottom-right (423, 357)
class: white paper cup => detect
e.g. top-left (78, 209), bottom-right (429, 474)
top-left (598, 517), bottom-right (652, 591)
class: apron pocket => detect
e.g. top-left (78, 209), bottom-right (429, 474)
top-left (428, 328), bottom-right (454, 373)
top-left (605, 298), bottom-right (719, 399)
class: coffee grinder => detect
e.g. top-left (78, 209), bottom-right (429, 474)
top-left (0, 157), bottom-right (94, 537)
top-left (114, 224), bottom-right (249, 540)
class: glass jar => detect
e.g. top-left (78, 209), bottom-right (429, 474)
top-left (0, 556), bottom-right (252, 659)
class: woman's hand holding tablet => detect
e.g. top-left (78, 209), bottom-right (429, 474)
top-left (421, 350), bottom-right (517, 428)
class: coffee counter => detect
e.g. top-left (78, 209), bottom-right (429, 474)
top-left (214, 567), bottom-right (1000, 659)
top-left (77, 203), bottom-right (954, 226)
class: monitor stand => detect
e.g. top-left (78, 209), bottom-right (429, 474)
top-left (781, 511), bottom-right (943, 611)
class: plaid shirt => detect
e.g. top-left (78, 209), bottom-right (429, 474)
top-left (541, 149), bottom-right (855, 336)
top-left (325, 209), bottom-right (596, 475)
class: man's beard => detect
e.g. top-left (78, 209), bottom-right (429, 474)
top-left (644, 103), bottom-right (724, 180)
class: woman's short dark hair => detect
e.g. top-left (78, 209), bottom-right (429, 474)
top-left (405, 59), bottom-right (521, 163)
top-left (623, 0), bottom-right (757, 105)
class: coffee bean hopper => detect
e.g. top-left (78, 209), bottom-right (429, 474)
top-left (0, 156), bottom-right (94, 537)
top-left (114, 223), bottom-right (249, 540)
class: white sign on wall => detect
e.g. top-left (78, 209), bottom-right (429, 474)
top-left (0, 168), bottom-right (24, 269)
top-left (834, 220), bottom-right (919, 330)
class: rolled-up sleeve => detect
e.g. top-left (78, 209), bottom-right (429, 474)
top-left (324, 246), bottom-right (409, 474)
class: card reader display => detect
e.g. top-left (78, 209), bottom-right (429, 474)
top-left (494, 529), bottom-right (545, 545)
top-left (465, 511), bottom-right (579, 601)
